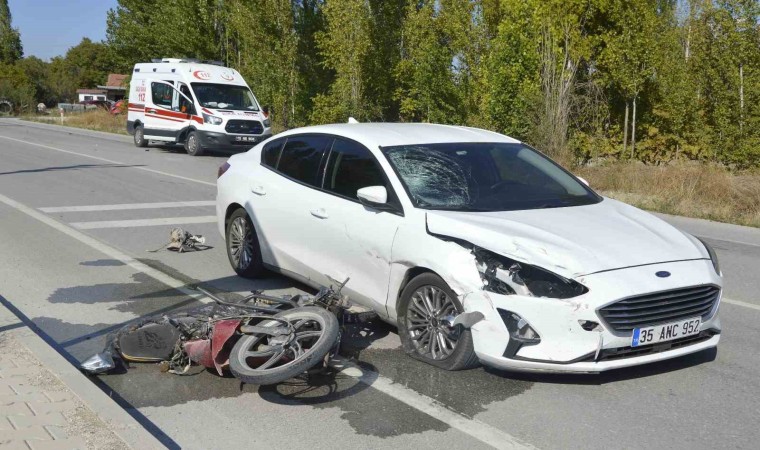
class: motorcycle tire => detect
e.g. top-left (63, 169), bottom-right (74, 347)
top-left (229, 307), bottom-right (339, 385)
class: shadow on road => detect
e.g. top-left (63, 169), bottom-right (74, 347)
top-left (0, 163), bottom-right (146, 176)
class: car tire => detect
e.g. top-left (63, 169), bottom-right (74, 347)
top-left (133, 124), bottom-right (148, 148)
top-left (397, 273), bottom-right (480, 371)
top-left (185, 131), bottom-right (205, 156)
top-left (225, 208), bottom-right (265, 278)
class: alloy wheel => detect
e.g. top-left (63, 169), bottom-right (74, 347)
top-left (229, 216), bottom-right (253, 270)
top-left (405, 285), bottom-right (460, 360)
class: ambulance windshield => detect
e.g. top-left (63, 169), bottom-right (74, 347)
top-left (191, 83), bottom-right (259, 111)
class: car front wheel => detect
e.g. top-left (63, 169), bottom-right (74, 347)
top-left (226, 209), bottom-right (265, 278)
top-left (185, 131), bottom-right (205, 156)
top-left (397, 273), bottom-right (479, 370)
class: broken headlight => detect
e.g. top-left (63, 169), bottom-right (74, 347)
top-left (474, 247), bottom-right (588, 299)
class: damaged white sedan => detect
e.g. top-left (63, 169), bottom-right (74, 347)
top-left (216, 123), bottom-right (722, 373)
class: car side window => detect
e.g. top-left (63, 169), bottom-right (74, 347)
top-left (151, 82), bottom-right (173, 109)
top-left (276, 135), bottom-right (331, 187)
top-left (261, 138), bottom-right (285, 168)
top-left (324, 138), bottom-right (387, 200)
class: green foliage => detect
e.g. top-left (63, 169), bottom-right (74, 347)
top-left (106, 0), bottom-right (223, 70)
top-left (479, 1), bottom-right (540, 139)
top-left (311, 0), bottom-right (375, 122)
top-left (10, 0), bottom-right (760, 168)
top-left (0, 0), bottom-right (22, 64)
top-left (0, 62), bottom-right (34, 112)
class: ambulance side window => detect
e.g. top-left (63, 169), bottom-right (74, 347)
top-left (178, 83), bottom-right (193, 114)
top-left (151, 82), bottom-right (173, 109)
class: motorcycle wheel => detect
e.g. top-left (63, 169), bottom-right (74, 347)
top-left (229, 307), bottom-right (339, 385)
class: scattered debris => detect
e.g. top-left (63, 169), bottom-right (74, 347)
top-left (81, 280), bottom-right (379, 385)
top-left (147, 227), bottom-right (211, 253)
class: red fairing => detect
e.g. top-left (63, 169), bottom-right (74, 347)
top-left (184, 339), bottom-right (214, 368)
top-left (211, 319), bottom-right (242, 376)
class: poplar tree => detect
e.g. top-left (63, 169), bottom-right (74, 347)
top-left (311, 0), bottom-right (374, 122)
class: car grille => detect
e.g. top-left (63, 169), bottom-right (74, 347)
top-left (598, 285), bottom-right (720, 333)
top-left (225, 120), bottom-right (263, 135)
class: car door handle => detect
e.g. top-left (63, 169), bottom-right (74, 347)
top-left (251, 185), bottom-right (266, 196)
top-left (146, 108), bottom-right (157, 114)
top-left (310, 208), bottom-right (328, 219)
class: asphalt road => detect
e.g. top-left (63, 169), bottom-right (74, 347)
top-left (1, 118), bottom-right (759, 450)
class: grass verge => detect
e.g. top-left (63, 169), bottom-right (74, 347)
top-left (24, 109), bottom-right (128, 135)
top-left (578, 162), bottom-right (760, 228)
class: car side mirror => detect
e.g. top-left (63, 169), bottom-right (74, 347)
top-left (577, 176), bottom-right (590, 187)
top-left (357, 186), bottom-right (388, 206)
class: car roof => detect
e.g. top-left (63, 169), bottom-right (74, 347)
top-left (275, 123), bottom-right (521, 148)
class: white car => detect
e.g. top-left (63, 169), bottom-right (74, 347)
top-left (216, 123), bottom-right (722, 373)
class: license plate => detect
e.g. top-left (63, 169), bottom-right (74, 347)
top-left (631, 317), bottom-right (701, 347)
top-left (234, 136), bottom-right (257, 142)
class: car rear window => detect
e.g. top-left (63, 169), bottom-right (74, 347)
top-left (276, 136), bottom-right (331, 187)
top-left (261, 138), bottom-right (284, 168)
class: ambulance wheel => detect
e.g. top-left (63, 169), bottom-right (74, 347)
top-left (185, 131), bottom-right (205, 156)
top-left (133, 125), bottom-right (147, 148)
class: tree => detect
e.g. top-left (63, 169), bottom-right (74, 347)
top-left (0, 0), bottom-right (22, 64)
top-left (311, 0), bottom-right (375, 122)
top-left (480, 0), bottom-right (540, 138)
top-left (395, 0), bottom-right (465, 123)
top-left (107, 0), bottom-right (223, 68)
top-left (16, 56), bottom-right (54, 105)
top-left (598, 1), bottom-right (663, 158)
top-left (0, 62), bottom-right (34, 112)
top-left (226, 0), bottom-right (300, 128)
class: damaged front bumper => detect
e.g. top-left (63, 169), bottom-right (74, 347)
top-left (467, 259), bottom-right (722, 373)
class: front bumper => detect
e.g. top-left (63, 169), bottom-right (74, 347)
top-left (468, 259), bottom-right (722, 373)
top-left (197, 130), bottom-right (272, 152)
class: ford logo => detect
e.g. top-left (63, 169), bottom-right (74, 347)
top-left (656, 271), bottom-right (671, 278)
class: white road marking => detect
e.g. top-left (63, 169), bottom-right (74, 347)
top-left (40, 201), bottom-right (216, 213)
top-left (331, 356), bottom-right (533, 450)
top-left (0, 190), bottom-right (534, 450)
top-left (0, 192), bottom-right (209, 304)
top-left (723, 297), bottom-right (760, 311)
top-left (71, 216), bottom-right (217, 230)
top-left (0, 134), bottom-right (215, 187)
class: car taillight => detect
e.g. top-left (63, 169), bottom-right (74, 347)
top-left (218, 162), bottom-right (230, 179)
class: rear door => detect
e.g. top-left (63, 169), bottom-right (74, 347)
top-left (143, 80), bottom-right (195, 142)
top-left (247, 134), bottom-right (333, 280)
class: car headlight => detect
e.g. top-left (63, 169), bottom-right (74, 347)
top-left (202, 113), bottom-right (222, 125)
top-left (473, 247), bottom-right (588, 298)
top-left (697, 237), bottom-right (721, 276)
top-left (263, 117), bottom-right (271, 128)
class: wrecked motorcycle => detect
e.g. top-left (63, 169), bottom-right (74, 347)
top-left (82, 280), bottom-right (358, 385)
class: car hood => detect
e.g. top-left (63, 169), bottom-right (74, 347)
top-left (425, 198), bottom-right (708, 279)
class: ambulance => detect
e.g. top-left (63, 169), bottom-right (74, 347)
top-left (127, 58), bottom-right (272, 156)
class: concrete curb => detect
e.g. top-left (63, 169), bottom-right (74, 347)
top-left (0, 302), bottom-right (166, 449)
